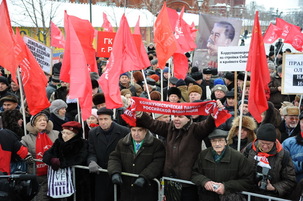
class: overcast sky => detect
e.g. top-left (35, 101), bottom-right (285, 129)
top-left (246, 0), bottom-right (299, 11)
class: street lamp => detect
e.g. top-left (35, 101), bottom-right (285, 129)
top-left (197, 0), bottom-right (203, 13)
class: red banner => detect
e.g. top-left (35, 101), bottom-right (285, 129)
top-left (122, 97), bottom-right (231, 127)
top-left (96, 31), bottom-right (142, 58)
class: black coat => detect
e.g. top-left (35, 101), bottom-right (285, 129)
top-left (87, 122), bottom-right (129, 201)
top-left (108, 132), bottom-right (165, 201)
top-left (49, 113), bottom-right (68, 132)
top-left (43, 133), bottom-right (90, 201)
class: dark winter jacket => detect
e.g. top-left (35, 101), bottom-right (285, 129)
top-left (279, 119), bottom-right (300, 143)
top-left (243, 140), bottom-right (296, 198)
top-left (108, 131), bottom-right (165, 201)
top-left (192, 146), bottom-right (254, 201)
top-left (136, 112), bottom-right (215, 184)
top-left (49, 113), bottom-right (68, 132)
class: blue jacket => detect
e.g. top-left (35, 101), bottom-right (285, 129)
top-left (282, 135), bottom-right (303, 182)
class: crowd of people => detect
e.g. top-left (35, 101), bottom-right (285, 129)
top-left (0, 40), bottom-right (302, 201)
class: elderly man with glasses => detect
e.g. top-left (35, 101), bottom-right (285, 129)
top-left (279, 106), bottom-right (300, 142)
top-left (191, 129), bottom-right (253, 201)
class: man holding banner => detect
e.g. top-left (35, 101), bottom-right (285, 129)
top-left (135, 99), bottom-right (226, 201)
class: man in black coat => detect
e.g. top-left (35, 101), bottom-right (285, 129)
top-left (108, 126), bottom-right (165, 201)
top-left (87, 107), bottom-right (129, 201)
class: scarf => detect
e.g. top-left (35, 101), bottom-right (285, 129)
top-left (36, 132), bottom-right (53, 176)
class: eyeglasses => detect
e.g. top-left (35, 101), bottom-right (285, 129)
top-left (210, 139), bottom-right (225, 143)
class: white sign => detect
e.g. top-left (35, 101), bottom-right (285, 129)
top-left (23, 36), bottom-right (52, 74)
top-left (218, 46), bottom-right (249, 72)
top-left (282, 53), bottom-right (303, 94)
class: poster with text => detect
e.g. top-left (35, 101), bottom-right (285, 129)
top-left (282, 53), bottom-right (303, 94)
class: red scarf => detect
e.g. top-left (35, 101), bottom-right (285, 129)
top-left (36, 132), bottom-right (53, 176)
top-left (121, 97), bottom-right (231, 127)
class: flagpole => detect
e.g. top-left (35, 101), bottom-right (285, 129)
top-left (17, 68), bottom-right (27, 136)
top-left (76, 98), bottom-right (85, 139)
top-left (234, 71), bottom-right (238, 118)
top-left (237, 71), bottom-right (248, 151)
top-left (274, 42), bottom-right (284, 67)
top-left (160, 69), bottom-right (163, 101)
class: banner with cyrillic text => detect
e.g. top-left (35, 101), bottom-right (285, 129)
top-left (218, 46), bottom-right (249, 71)
top-left (121, 97), bottom-right (232, 127)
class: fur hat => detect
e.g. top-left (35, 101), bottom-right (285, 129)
top-left (257, 123), bottom-right (276, 142)
top-left (93, 93), bottom-right (105, 105)
top-left (191, 72), bottom-right (203, 81)
top-left (281, 106), bottom-right (300, 116)
top-left (49, 99), bottom-right (67, 114)
top-left (62, 121), bottom-right (82, 134)
top-left (212, 85), bottom-right (228, 94)
top-left (188, 85), bottom-right (202, 95)
top-left (150, 91), bottom-right (161, 101)
top-left (91, 79), bottom-right (99, 89)
top-left (0, 76), bottom-right (9, 86)
top-left (203, 68), bottom-right (212, 75)
top-left (168, 87), bottom-right (182, 99)
top-left (227, 116), bottom-right (257, 145)
top-left (224, 72), bottom-right (234, 81)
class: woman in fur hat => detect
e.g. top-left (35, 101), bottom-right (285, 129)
top-left (227, 115), bottom-right (257, 151)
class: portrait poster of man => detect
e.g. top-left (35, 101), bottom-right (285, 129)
top-left (193, 14), bottom-right (242, 71)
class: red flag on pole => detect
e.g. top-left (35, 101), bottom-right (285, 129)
top-left (15, 28), bottom-right (50, 115)
top-left (276, 18), bottom-right (301, 39)
top-left (154, 2), bottom-right (177, 69)
top-left (99, 14), bottom-right (146, 109)
top-left (190, 22), bottom-right (197, 41)
top-left (284, 29), bottom-right (303, 52)
top-left (50, 21), bottom-right (65, 48)
top-left (68, 15), bottom-right (97, 73)
top-left (60, 11), bottom-right (92, 120)
top-left (263, 23), bottom-right (282, 44)
top-left (134, 16), bottom-right (150, 68)
top-left (102, 12), bottom-right (114, 32)
top-left (246, 11), bottom-right (270, 123)
top-left (0, 0), bottom-right (18, 82)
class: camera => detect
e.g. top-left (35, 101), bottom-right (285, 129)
top-left (213, 184), bottom-right (219, 190)
top-left (256, 166), bottom-right (271, 190)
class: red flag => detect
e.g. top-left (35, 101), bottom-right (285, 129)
top-left (246, 11), bottom-right (270, 123)
top-left (276, 18), bottom-right (301, 39)
top-left (154, 2), bottom-right (177, 69)
top-left (190, 22), bottom-right (197, 41)
top-left (15, 28), bottom-right (50, 115)
top-left (99, 14), bottom-right (145, 109)
top-left (134, 16), bottom-right (140, 35)
top-left (134, 16), bottom-right (150, 68)
top-left (61, 12), bottom-right (92, 120)
top-left (285, 28), bottom-right (303, 52)
top-left (263, 23), bottom-right (282, 44)
top-left (175, 7), bottom-right (196, 52)
top-left (50, 21), bottom-right (65, 48)
top-left (102, 12), bottom-right (113, 32)
top-left (67, 15), bottom-right (97, 73)
top-left (0, 0), bottom-right (18, 82)
top-left (173, 53), bottom-right (188, 79)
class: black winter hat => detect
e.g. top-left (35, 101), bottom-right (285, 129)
top-left (168, 87), bottom-right (182, 99)
top-left (97, 107), bottom-right (113, 116)
top-left (93, 93), bottom-right (105, 105)
top-left (257, 123), bottom-right (276, 142)
top-left (176, 79), bottom-right (186, 87)
top-left (191, 72), bottom-right (203, 81)
top-left (0, 76), bottom-right (9, 86)
top-left (225, 72), bottom-right (234, 81)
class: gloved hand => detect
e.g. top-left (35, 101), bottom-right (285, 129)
top-left (50, 158), bottom-right (60, 171)
top-left (24, 154), bottom-right (34, 164)
top-left (133, 177), bottom-right (145, 188)
top-left (111, 173), bottom-right (123, 185)
top-left (88, 161), bottom-right (101, 174)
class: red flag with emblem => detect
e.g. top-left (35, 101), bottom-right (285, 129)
top-left (154, 2), bottom-right (177, 69)
top-left (285, 28), bottom-right (303, 52)
top-left (276, 18), bottom-right (301, 39)
top-left (246, 11), bottom-right (270, 123)
top-left (99, 14), bottom-right (146, 109)
top-left (263, 23), bottom-right (282, 44)
top-left (15, 28), bottom-right (50, 115)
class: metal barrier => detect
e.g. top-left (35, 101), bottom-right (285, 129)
top-left (31, 160), bottom-right (292, 201)
top-left (72, 165), bottom-right (162, 201)
top-left (160, 176), bottom-right (292, 201)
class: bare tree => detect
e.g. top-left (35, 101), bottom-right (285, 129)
top-left (9, 0), bottom-right (60, 44)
